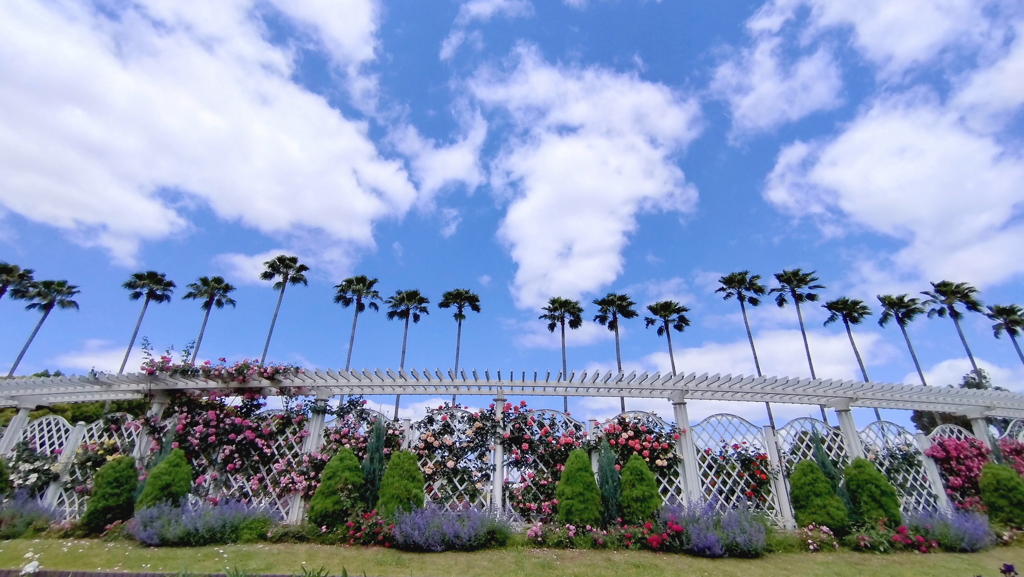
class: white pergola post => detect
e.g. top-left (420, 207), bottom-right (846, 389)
top-left (43, 420), bottom-right (87, 507)
top-left (0, 407), bottom-right (31, 455)
top-left (301, 397), bottom-right (328, 454)
top-left (132, 393), bottom-right (168, 462)
top-left (832, 402), bottom-right (864, 459)
top-left (589, 419), bottom-right (600, 475)
top-left (969, 417), bottom-right (994, 451)
top-left (401, 418), bottom-right (414, 450)
top-left (671, 397), bottom-right (702, 504)
top-left (762, 425), bottom-right (795, 529)
top-left (915, 433), bottom-right (953, 512)
top-left (491, 395), bottom-right (505, 515)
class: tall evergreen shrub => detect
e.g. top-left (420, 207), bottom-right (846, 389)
top-left (980, 463), bottom-right (1024, 528)
top-left (811, 434), bottom-right (852, 511)
top-left (377, 451), bottom-right (424, 519)
top-left (619, 453), bottom-right (661, 524)
top-left (0, 458), bottom-right (11, 497)
top-left (362, 418), bottom-right (387, 509)
top-left (789, 459), bottom-right (849, 534)
top-left (843, 458), bottom-right (901, 528)
top-left (308, 448), bottom-right (364, 530)
top-left (136, 448), bottom-right (192, 510)
top-left (555, 449), bottom-right (602, 527)
top-left (81, 455), bottom-right (138, 534)
top-left (596, 438), bottom-right (620, 526)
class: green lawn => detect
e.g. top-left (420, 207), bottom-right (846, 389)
top-left (0, 540), bottom-right (1021, 577)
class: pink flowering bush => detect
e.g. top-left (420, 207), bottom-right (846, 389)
top-left (998, 438), bottom-right (1024, 478)
top-left (138, 340), bottom-right (303, 389)
top-left (412, 402), bottom-right (499, 506)
top-left (701, 442), bottom-right (775, 504)
top-left (925, 436), bottom-right (992, 510)
top-left (599, 414), bottom-right (681, 473)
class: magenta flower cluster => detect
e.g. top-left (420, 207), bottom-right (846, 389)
top-left (924, 436), bottom-right (991, 510)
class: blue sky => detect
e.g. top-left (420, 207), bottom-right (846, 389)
top-left (1, 0), bottom-right (1023, 427)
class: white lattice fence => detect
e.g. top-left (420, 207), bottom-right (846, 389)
top-left (776, 417), bottom-right (849, 472)
top-left (19, 415), bottom-right (73, 456)
top-left (411, 408), bottom-right (494, 511)
top-left (929, 423), bottom-right (977, 441)
top-left (1001, 419), bottom-right (1024, 442)
top-left (691, 414), bottom-right (782, 523)
top-left (859, 421), bottom-right (939, 515)
top-left (597, 411), bottom-right (683, 505)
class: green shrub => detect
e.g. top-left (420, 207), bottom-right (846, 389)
top-left (362, 418), bottom-right (387, 509)
top-left (789, 459), bottom-right (849, 535)
top-left (0, 458), bottom-right (11, 497)
top-left (619, 453), bottom-right (660, 524)
top-left (237, 516), bottom-right (273, 543)
top-left (376, 451), bottom-right (424, 519)
top-left (843, 458), bottom-right (901, 528)
top-left (136, 448), bottom-right (192, 510)
top-left (980, 463), bottom-right (1024, 528)
top-left (596, 438), bottom-right (620, 526)
top-left (308, 448), bottom-right (364, 529)
top-left (556, 449), bottom-right (602, 528)
top-left (81, 455), bottom-right (138, 534)
top-left (811, 434), bottom-right (852, 512)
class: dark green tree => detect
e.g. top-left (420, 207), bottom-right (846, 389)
top-left (334, 275), bottom-right (383, 371)
top-left (770, 269), bottom-right (826, 420)
top-left (119, 271), bottom-right (176, 374)
top-left (644, 300), bottom-right (690, 376)
top-left (376, 451), bottom-right (425, 519)
top-left (259, 255), bottom-right (310, 365)
top-left (361, 417), bottom-right (388, 509)
top-left (136, 448), bottom-right (192, 510)
top-left (540, 296), bottom-right (584, 412)
top-left (0, 262), bottom-right (34, 306)
top-left (987, 304), bottom-right (1024, 368)
top-left (922, 280), bottom-right (984, 377)
top-left (80, 455), bottom-right (138, 534)
top-left (555, 449), bottom-right (602, 528)
top-left (0, 457), bottom-right (10, 497)
top-left (593, 293), bottom-right (638, 412)
top-left (182, 276), bottom-right (236, 363)
top-left (979, 463), bottom-right (1024, 528)
top-left (823, 297), bottom-right (880, 421)
top-left (789, 459), bottom-right (849, 534)
top-left (386, 289), bottom-right (430, 417)
top-left (308, 448), bottom-right (364, 530)
top-left (878, 294), bottom-right (930, 386)
top-left (7, 280), bottom-right (80, 378)
top-left (618, 453), bottom-right (660, 524)
top-left (439, 288), bottom-right (481, 403)
top-left (843, 458), bottom-right (901, 528)
top-left (717, 271), bottom-right (774, 424)
top-left (596, 437), bottom-right (620, 526)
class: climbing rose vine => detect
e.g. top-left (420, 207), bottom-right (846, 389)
top-left (924, 436), bottom-right (991, 510)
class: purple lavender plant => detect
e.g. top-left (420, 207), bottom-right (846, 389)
top-left (720, 502), bottom-right (768, 557)
top-left (660, 501), bottom-right (726, 558)
top-left (905, 509), bottom-right (994, 552)
top-left (0, 491), bottom-right (55, 539)
top-left (391, 505), bottom-right (510, 552)
top-left (128, 499), bottom-right (278, 546)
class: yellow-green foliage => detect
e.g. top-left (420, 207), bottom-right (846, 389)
top-left (136, 449), bottom-right (192, 510)
top-left (81, 456), bottom-right (138, 534)
top-left (980, 463), bottom-right (1024, 528)
top-left (376, 451), bottom-right (424, 519)
top-left (555, 449), bottom-right (603, 528)
top-left (619, 453), bottom-right (660, 524)
top-left (308, 448), bottom-right (364, 529)
top-left (789, 459), bottom-right (849, 534)
top-left (843, 458), bottom-right (901, 528)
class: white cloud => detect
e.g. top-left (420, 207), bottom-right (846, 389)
top-left (711, 36), bottom-right (843, 135)
top-left (0, 0), bottom-right (416, 266)
top-left (471, 45), bottom-right (702, 309)
top-left (391, 110), bottom-right (488, 204)
top-left (439, 208), bottom-right (462, 238)
top-left (623, 277), bottom-right (695, 307)
top-left (478, 274), bottom-right (492, 287)
top-left (952, 21), bottom-right (1024, 132)
top-left (54, 339), bottom-right (151, 374)
top-left (908, 357), bottom-right (1024, 392)
top-left (214, 249), bottom-right (293, 286)
top-left (764, 92), bottom-right (1024, 288)
top-left (513, 319), bottom-right (611, 350)
top-left (441, 0), bottom-right (532, 60)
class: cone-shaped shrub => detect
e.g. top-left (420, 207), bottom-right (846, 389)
top-left (619, 453), bottom-right (661, 524)
top-left (81, 455), bottom-right (138, 534)
top-left (811, 434), bottom-right (852, 512)
top-left (556, 449), bottom-right (602, 528)
top-left (377, 451), bottom-right (424, 519)
top-left (0, 457), bottom-right (11, 497)
top-left (980, 463), bottom-right (1024, 528)
top-left (789, 459), bottom-right (849, 534)
top-left (362, 418), bottom-right (387, 509)
top-left (136, 449), bottom-right (192, 510)
top-left (308, 448), bottom-right (364, 530)
top-left (843, 458), bottom-right (901, 528)
top-left (597, 438), bottom-right (620, 526)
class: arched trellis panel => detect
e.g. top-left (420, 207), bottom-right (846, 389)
top-left (19, 415), bottom-right (73, 456)
top-left (596, 411), bottom-right (683, 505)
top-left (411, 407), bottom-right (494, 511)
top-left (776, 417), bottom-right (850, 473)
top-left (859, 421), bottom-right (940, 515)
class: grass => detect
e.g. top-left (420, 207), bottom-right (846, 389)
top-left (0, 539), bottom-right (1021, 577)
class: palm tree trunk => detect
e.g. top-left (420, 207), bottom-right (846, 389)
top-left (1010, 334), bottom-right (1024, 368)
top-left (794, 298), bottom-right (828, 423)
top-left (396, 315), bottom-right (410, 420)
top-left (345, 307), bottom-right (360, 371)
top-left (261, 284), bottom-right (287, 366)
top-left (664, 322), bottom-right (677, 376)
top-left (7, 307), bottom-right (51, 378)
top-left (739, 300), bottom-right (773, 427)
top-left (899, 321), bottom-right (929, 386)
top-left (119, 297), bottom-right (150, 374)
top-left (614, 321), bottom-right (625, 413)
top-left (560, 320), bottom-right (568, 413)
top-left (844, 319), bottom-right (880, 421)
top-left (452, 318), bottom-right (463, 405)
top-left (191, 302), bottom-right (213, 364)
top-left (950, 311), bottom-right (980, 376)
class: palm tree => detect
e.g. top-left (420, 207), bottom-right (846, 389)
top-left (770, 269), bottom-right (827, 422)
top-left (182, 276), bottom-right (237, 364)
top-left (386, 289), bottom-right (430, 418)
top-left (259, 255), bottom-right (309, 365)
top-left (824, 297), bottom-right (879, 421)
top-left (119, 271), bottom-right (176, 374)
top-left (593, 293), bottom-right (638, 413)
top-left (878, 294), bottom-right (930, 387)
top-left (987, 304), bottom-right (1024, 367)
top-left (716, 271), bottom-right (774, 424)
top-left (539, 297), bottom-right (584, 412)
top-left (7, 280), bottom-right (80, 377)
top-left (334, 275), bottom-right (383, 371)
top-left (439, 288), bottom-right (481, 403)
top-left (644, 301), bottom-right (690, 376)
top-left (922, 280), bottom-right (984, 377)
top-left (0, 263), bottom-right (34, 305)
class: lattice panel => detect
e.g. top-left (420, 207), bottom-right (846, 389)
top-left (598, 411), bottom-right (684, 505)
top-left (1002, 419), bottom-right (1024, 442)
top-left (859, 421), bottom-right (939, 515)
top-left (929, 424), bottom-right (976, 441)
top-left (412, 408), bottom-right (494, 511)
top-left (20, 415), bottom-right (73, 456)
top-left (776, 417), bottom-right (849, 473)
top-left (503, 409), bottom-right (588, 523)
top-left (691, 414), bottom-right (780, 523)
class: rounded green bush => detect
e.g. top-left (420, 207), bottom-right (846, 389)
top-left (376, 451), bottom-right (424, 519)
top-left (308, 448), bottom-right (364, 529)
top-left (789, 459), bottom-right (849, 534)
top-left (980, 463), bottom-right (1024, 528)
top-left (619, 453), bottom-right (660, 524)
top-left (81, 455), bottom-right (138, 534)
top-left (843, 458), bottom-right (901, 528)
top-left (555, 449), bottom-right (603, 528)
top-left (136, 449), bottom-right (192, 510)
top-left (0, 457), bottom-right (11, 497)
